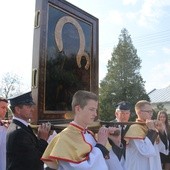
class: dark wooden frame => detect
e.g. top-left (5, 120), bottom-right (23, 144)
top-left (31, 0), bottom-right (99, 124)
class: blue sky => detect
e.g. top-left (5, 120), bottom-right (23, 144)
top-left (0, 0), bottom-right (170, 93)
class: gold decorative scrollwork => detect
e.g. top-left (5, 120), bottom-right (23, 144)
top-left (55, 16), bottom-right (90, 70)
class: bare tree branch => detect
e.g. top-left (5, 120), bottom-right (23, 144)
top-left (0, 72), bottom-right (22, 98)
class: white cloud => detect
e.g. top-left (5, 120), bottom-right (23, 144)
top-left (138, 0), bottom-right (170, 27)
top-left (107, 10), bottom-right (124, 25)
top-left (123, 0), bottom-right (137, 5)
top-left (162, 47), bottom-right (170, 55)
top-left (126, 11), bottom-right (138, 20)
top-left (146, 62), bottom-right (170, 92)
top-left (147, 50), bottom-right (157, 56)
top-left (0, 0), bottom-right (34, 89)
top-left (152, 63), bottom-right (170, 77)
top-left (138, 0), bottom-right (159, 26)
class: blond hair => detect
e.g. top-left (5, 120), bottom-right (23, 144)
top-left (135, 100), bottom-right (151, 112)
top-left (71, 90), bottom-right (98, 112)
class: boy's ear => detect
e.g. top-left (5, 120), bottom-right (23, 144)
top-left (75, 105), bottom-right (80, 112)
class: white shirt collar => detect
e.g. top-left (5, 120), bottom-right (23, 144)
top-left (13, 115), bottom-right (29, 126)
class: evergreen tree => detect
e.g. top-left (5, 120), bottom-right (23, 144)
top-left (99, 28), bottom-right (150, 121)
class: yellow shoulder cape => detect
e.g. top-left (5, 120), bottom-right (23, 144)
top-left (124, 121), bottom-right (148, 144)
top-left (41, 123), bottom-right (94, 169)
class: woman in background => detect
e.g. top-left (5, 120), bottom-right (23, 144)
top-left (157, 110), bottom-right (170, 170)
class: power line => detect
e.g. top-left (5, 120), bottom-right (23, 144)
top-left (99, 29), bottom-right (170, 52)
top-left (132, 29), bottom-right (170, 40)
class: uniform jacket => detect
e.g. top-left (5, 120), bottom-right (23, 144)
top-left (6, 119), bottom-right (48, 170)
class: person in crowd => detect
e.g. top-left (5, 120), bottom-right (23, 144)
top-left (113, 101), bottom-right (131, 123)
top-left (157, 110), bottom-right (170, 170)
top-left (106, 101), bottom-right (131, 170)
top-left (42, 90), bottom-right (114, 170)
top-left (111, 101), bottom-right (131, 154)
top-left (6, 92), bottom-right (51, 170)
top-left (124, 100), bottom-right (168, 170)
top-left (0, 97), bottom-right (8, 170)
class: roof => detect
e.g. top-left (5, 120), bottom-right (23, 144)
top-left (148, 86), bottom-right (170, 103)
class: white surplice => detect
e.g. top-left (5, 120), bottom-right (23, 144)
top-left (106, 149), bottom-right (126, 170)
top-left (0, 125), bottom-right (7, 170)
top-left (125, 137), bottom-right (168, 170)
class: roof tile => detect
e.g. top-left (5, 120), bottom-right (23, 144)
top-left (148, 87), bottom-right (170, 103)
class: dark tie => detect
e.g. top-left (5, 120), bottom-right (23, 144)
top-left (121, 125), bottom-right (124, 137)
top-left (120, 125), bottom-right (127, 158)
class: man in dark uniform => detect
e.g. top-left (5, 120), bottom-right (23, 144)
top-left (113, 101), bottom-right (131, 145)
top-left (6, 92), bottom-right (51, 170)
top-left (109, 101), bottom-right (131, 159)
top-left (113, 101), bottom-right (131, 123)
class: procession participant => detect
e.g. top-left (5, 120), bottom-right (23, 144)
top-left (42, 90), bottom-right (110, 170)
top-left (157, 110), bottom-right (170, 170)
top-left (113, 101), bottom-right (131, 123)
top-left (0, 97), bottom-right (8, 170)
top-left (124, 100), bottom-right (168, 170)
top-left (6, 92), bottom-right (51, 170)
top-left (111, 101), bottom-right (131, 156)
top-left (105, 101), bottom-right (131, 169)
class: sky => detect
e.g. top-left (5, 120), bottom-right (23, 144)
top-left (0, 0), bottom-right (170, 93)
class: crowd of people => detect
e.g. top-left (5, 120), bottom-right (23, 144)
top-left (0, 90), bottom-right (170, 170)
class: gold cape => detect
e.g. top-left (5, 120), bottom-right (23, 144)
top-left (124, 120), bottom-right (148, 144)
top-left (41, 123), bottom-right (94, 169)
